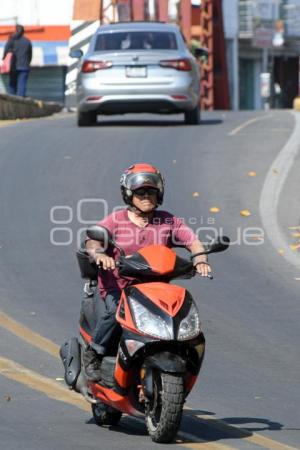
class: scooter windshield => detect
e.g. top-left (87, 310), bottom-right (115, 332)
top-left (118, 245), bottom-right (194, 281)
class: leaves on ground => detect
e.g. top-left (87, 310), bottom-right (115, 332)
top-left (240, 209), bottom-right (251, 217)
top-left (290, 243), bottom-right (300, 251)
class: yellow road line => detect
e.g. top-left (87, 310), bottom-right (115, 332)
top-left (176, 436), bottom-right (236, 449)
top-left (0, 356), bottom-right (235, 450)
top-left (228, 114), bottom-right (273, 136)
top-left (0, 311), bottom-right (298, 449)
top-left (0, 356), bottom-right (90, 411)
top-left (190, 413), bottom-right (299, 450)
top-left (0, 310), bottom-right (60, 358)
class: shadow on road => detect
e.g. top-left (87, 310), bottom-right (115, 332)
top-left (221, 416), bottom-right (283, 432)
top-left (94, 119), bottom-right (188, 127)
top-left (86, 416), bottom-right (147, 437)
top-left (200, 118), bottom-right (223, 125)
top-left (85, 408), bottom-right (284, 445)
top-left (181, 409), bottom-right (284, 444)
top-left (82, 118), bottom-right (223, 127)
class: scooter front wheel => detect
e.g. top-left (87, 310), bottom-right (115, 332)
top-left (92, 402), bottom-right (122, 426)
top-left (145, 372), bottom-right (185, 443)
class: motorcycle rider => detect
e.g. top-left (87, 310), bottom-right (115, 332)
top-left (83, 163), bottom-right (211, 381)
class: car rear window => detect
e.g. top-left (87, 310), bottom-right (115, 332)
top-left (95, 31), bottom-right (178, 51)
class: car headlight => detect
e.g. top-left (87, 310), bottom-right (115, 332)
top-left (178, 302), bottom-right (200, 341)
top-left (129, 298), bottom-right (173, 340)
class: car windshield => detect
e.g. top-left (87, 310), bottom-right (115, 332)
top-left (95, 31), bottom-right (178, 51)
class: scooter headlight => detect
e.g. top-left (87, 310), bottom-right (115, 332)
top-left (178, 302), bottom-right (200, 341)
top-left (129, 298), bottom-right (173, 340)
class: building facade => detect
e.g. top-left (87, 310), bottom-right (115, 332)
top-left (0, 0), bottom-right (73, 103)
top-left (239, 0), bottom-right (300, 109)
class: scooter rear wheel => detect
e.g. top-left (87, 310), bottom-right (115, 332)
top-left (145, 372), bottom-right (185, 443)
top-left (92, 402), bottom-right (122, 426)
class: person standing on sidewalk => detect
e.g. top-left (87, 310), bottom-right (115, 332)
top-left (3, 25), bottom-right (32, 97)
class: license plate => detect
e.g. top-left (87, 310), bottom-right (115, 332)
top-left (126, 66), bottom-right (147, 78)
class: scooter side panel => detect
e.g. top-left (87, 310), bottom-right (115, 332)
top-left (90, 383), bottom-right (141, 416)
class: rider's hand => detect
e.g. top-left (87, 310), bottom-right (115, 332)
top-left (194, 261), bottom-right (212, 277)
top-left (94, 253), bottom-right (116, 270)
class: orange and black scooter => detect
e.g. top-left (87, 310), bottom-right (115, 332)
top-left (60, 226), bottom-right (229, 443)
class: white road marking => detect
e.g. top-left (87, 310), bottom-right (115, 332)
top-left (228, 114), bottom-right (274, 136)
top-left (259, 111), bottom-right (300, 269)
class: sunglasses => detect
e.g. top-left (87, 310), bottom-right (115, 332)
top-left (133, 187), bottom-right (158, 197)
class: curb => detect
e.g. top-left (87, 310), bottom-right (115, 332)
top-left (259, 111), bottom-right (300, 270)
top-left (0, 94), bottom-right (62, 120)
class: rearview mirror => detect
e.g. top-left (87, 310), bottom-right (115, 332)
top-left (86, 225), bottom-right (113, 244)
top-left (69, 49), bottom-right (83, 59)
top-left (206, 236), bottom-right (230, 254)
top-left (86, 225), bottom-right (125, 256)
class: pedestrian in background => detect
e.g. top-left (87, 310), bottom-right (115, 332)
top-left (3, 24), bottom-right (32, 97)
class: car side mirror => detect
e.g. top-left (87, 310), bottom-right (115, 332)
top-left (69, 49), bottom-right (83, 59)
top-left (194, 47), bottom-right (208, 59)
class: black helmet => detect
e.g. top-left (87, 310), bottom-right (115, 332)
top-left (120, 163), bottom-right (164, 206)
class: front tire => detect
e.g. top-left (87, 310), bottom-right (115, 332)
top-left (145, 373), bottom-right (185, 443)
top-left (92, 402), bottom-right (122, 426)
top-left (184, 105), bottom-right (201, 125)
top-left (77, 110), bottom-right (97, 127)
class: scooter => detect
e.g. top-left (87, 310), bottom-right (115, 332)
top-left (60, 225), bottom-right (229, 443)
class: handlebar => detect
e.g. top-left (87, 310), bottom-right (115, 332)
top-left (97, 260), bottom-right (213, 279)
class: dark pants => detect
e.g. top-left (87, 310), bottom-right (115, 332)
top-left (91, 289), bottom-right (121, 356)
top-left (8, 69), bottom-right (30, 97)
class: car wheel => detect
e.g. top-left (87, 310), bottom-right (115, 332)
top-left (184, 105), bottom-right (201, 125)
top-left (77, 111), bottom-right (97, 127)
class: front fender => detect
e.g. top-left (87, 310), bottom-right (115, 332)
top-left (144, 351), bottom-right (186, 373)
top-left (143, 352), bottom-right (186, 399)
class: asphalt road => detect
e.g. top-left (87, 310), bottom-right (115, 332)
top-left (0, 110), bottom-right (299, 450)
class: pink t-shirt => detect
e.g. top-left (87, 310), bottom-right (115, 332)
top-left (96, 208), bottom-right (197, 298)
